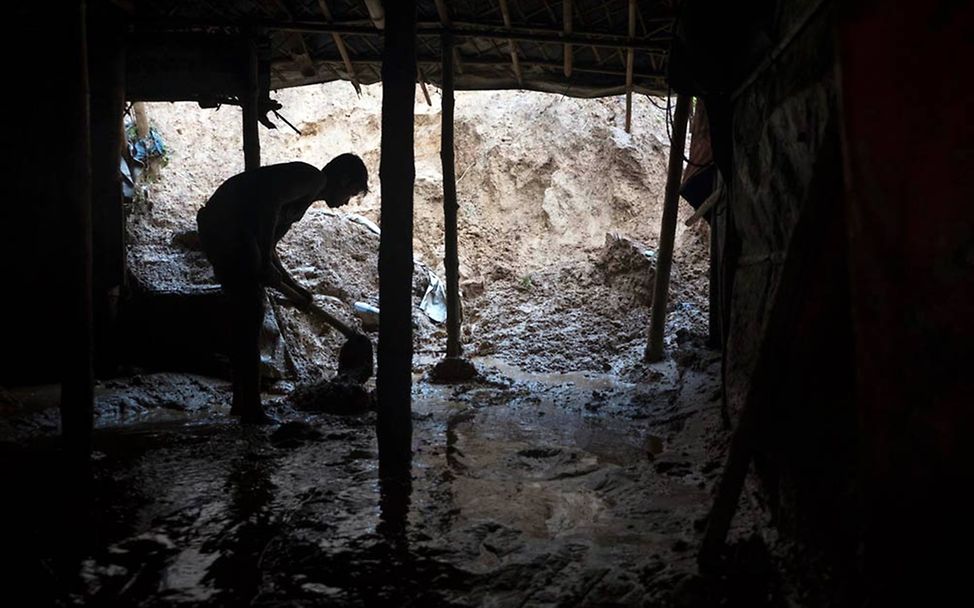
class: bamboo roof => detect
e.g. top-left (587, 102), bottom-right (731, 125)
top-left (126, 0), bottom-right (679, 99)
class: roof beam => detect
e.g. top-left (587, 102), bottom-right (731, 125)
top-left (362, 0), bottom-right (384, 29)
top-left (563, 0), bottom-right (572, 77)
top-left (318, 0), bottom-right (361, 94)
top-left (497, 0), bottom-right (523, 85)
top-left (308, 55), bottom-right (665, 82)
top-left (136, 19), bottom-right (670, 53)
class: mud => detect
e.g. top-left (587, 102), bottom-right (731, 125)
top-left (0, 341), bottom-right (785, 607)
top-left (128, 83), bottom-right (711, 377)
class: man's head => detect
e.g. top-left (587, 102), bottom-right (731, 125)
top-left (321, 153), bottom-right (369, 208)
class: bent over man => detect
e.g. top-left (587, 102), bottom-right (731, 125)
top-left (197, 153), bottom-right (369, 423)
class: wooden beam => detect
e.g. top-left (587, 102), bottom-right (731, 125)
top-left (432, 0), bottom-right (464, 75)
top-left (318, 0), bottom-right (361, 94)
top-left (625, 0), bottom-right (635, 133)
top-left (61, 0), bottom-right (94, 458)
top-left (138, 18), bottom-right (671, 53)
top-left (563, 0), bottom-right (572, 77)
top-left (645, 95), bottom-right (691, 362)
top-left (497, 0), bottom-right (523, 85)
top-left (441, 33), bottom-right (461, 358)
top-left (243, 37), bottom-right (260, 170)
top-left (418, 68), bottom-right (432, 105)
top-left (362, 0), bottom-right (384, 29)
top-left (684, 178), bottom-right (723, 227)
top-left (311, 55), bottom-right (665, 81)
top-left (377, 0), bottom-right (416, 475)
top-left (89, 2), bottom-right (127, 376)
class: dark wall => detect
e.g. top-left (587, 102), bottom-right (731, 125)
top-left (722, 4), bottom-right (860, 601)
top-left (674, 0), bottom-right (973, 602)
top-left (1, 5), bottom-right (126, 385)
top-left (837, 0), bottom-right (974, 602)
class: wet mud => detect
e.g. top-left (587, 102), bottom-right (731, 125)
top-left (0, 341), bottom-right (784, 607)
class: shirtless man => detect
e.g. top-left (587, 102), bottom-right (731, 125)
top-left (197, 153), bottom-right (369, 423)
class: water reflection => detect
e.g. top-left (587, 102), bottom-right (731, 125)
top-left (202, 431), bottom-right (278, 603)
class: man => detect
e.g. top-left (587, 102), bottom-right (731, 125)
top-left (197, 153), bottom-right (369, 423)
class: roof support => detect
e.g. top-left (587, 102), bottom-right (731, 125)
top-left (441, 33), bottom-right (462, 359)
top-left (62, 0), bottom-right (94, 459)
top-left (89, 2), bottom-right (127, 376)
top-left (497, 0), bottom-right (523, 85)
top-left (625, 0), bottom-right (635, 133)
top-left (318, 0), bottom-right (361, 94)
top-left (243, 37), bottom-right (261, 170)
top-left (418, 68), bottom-right (433, 105)
top-left (139, 19), bottom-right (669, 53)
top-left (377, 0), bottom-right (416, 479)
top-left (433, 0), bottom-right (464, 73)
top-left (645, 94), bottom-right (691, 362)
top-left (563, 0), bottom-right (572, 77)
top-left (362, 0), bottom-right (384, 29)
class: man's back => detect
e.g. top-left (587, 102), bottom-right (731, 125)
top-left (202, 161), bottom-right (324, 236)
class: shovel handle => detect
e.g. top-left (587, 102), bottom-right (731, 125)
top-left (272, 282), bottom-right (357, 339)
top-left (305, 302), bottom-right (357, 339)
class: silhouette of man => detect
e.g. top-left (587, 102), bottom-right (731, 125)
top-left (197, 153), bottom-right (369, 423)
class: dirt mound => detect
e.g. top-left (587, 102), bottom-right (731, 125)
top-left (132, 83), bottom-right (710, 375)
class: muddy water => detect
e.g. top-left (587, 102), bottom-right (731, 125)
top-left (1, 347), bottom-right (724, 606)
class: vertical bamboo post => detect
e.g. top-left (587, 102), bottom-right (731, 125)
top-left (89, 3), bottom-right (126, 376)
top-left (377, 0), bottom-right (416, 475)
top-left (242, 37), bottom-right (260, 171)
top-left (61, 0), bottom-right (94, 458)
top-left (625, 0), bottom-right (636, 133)
top-left (645, 94), bottom-right (691, 362)
top-left (441, 33), bottom-right (461, 359)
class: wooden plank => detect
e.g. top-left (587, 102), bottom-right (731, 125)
top-left (645, 94), bottom-right (691, 362)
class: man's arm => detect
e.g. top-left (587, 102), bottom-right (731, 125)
top-left (249, 163), bottom-right (324, 284)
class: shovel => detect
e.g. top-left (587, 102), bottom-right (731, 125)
top-left (273, 282), bottom-right (374, 383)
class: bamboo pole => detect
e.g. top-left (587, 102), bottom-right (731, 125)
top-left (377, 0), bottom-right (416, 475)
top-left (433, 0), bottom-right (464, 74)
top-left (563, 0), bottom-right (572, 77)
top-left (645, 95), bottom-right (691, 362)
top-left (625, 0), bottom-right (635, 133)
top-left (497, 0), bottom-right (523, 85)
top-left (441, 33), bottom-right (461, 358)
top-left (139, 18), bottom-right (670, 53)
top-left (318, 0), bottom-right (362, 95)
top-left (243, 37), bottom-right (260, 170)
top-left (89, 3), bottom-right (126, 376)
top-left (418, 68), bottom-right (432, 106)
top-left (61, 0), bottom-right (94, 458)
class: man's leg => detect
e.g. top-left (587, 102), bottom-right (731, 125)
top-left (227, 281), bottom-right (268, 423)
